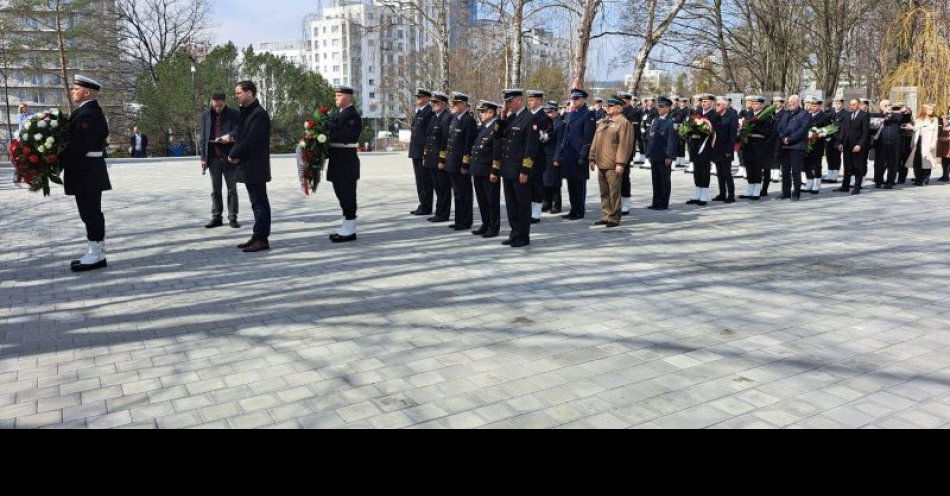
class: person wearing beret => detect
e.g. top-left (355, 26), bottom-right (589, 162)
top-left (646, 97), bottom-right (680, 210)
top-left (491, 89), bottom-right (539, 248)
top-left (64, 76), bottom-right (112, 272)
top-left (470, 101), bottom-right (502, 238)
top-left (444, 92), bottom-right (477, 231)
top-left (325, 85), bottom-right (364, 242)
top-left (554, 88), bottom-right (597, 220)
top-left (409, 89), bottom-right (435, 216)
top-left (423, 92), bottom-right (454, 223)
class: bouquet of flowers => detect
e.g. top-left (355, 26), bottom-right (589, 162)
top-left (806, 124), bottom-right (839, 153)
top-left (296, 104), bottom-right (332, 196)
top-left (738, 104), bottom-right (777, 146)
top-left (9, 108), bottom-right (67, 196)
top-left (679, 115), bottom-right (713, 140)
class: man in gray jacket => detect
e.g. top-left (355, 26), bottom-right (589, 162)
top-left (199, 93), bottom-right (241, 229)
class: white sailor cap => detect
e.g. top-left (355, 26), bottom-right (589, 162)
top-left (74, 75), bottom-right (102, 92)
top-left (334, 85), bottom-right (355, 95)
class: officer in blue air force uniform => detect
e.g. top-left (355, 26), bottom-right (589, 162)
top-left (63, 76), bottom-right (112, 272)
top-left (554, 88), bottom-right (597, 220)
top-left (491, 89), bottom-right (539, 248)
top-left (326, 85), bottom-right (363, 243)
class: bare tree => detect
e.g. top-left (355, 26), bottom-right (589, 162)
top-left (627, 0), bottom-right (687, 93)
top-left (380, 0), bottom-right (452, 91)
top-left (112, 0), bottom-right (212, 83)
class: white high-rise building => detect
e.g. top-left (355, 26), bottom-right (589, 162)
top-left (254, 40), bottom-right (310, 68)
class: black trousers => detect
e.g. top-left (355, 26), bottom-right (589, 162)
top-left (650, 159), bottom-right (672, 208)
top-left (826, 142), bottom-right (841, 172)
top-left (412, 157), bottom-right (433, 213)
top-left (473, 176), bottom-right (501, 234)
top-left (714, 159), bottom-right (735, 198)
top-left (804, 149), bottom-right (824, 179)
top-left (780, 149), bottom-right (805, 196)
top-left (875, 143), bottom-right (900, 185)
top-left (689, 140), bottom-right (711, 187)
top-left (75, 192), bottom-right (105, 242)
top-left (244, 182), bottom-right (271, 241)
top-left (843, 147), bottom-right (869, 188)
top-left (621, 165), bottom-right (632, 198)
top-left (567, 178), bottom-right (587, 217)
top-left (429, 168), bottom-right (452, 218)
top-left (449, 171), bottom-right (473, 228)
top-left (503, 177), bottom-right (531, 243)
top-left (530, 172), bottom-right (544, 204)
top-left (899, 138), bottom-right (912, 183)
top-left (332, 179), bottom-right (358, 220)
top-left (209, 158), bottom-right (239, 221)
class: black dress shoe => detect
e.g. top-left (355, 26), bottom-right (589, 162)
top-left (428, 216), bottom-right (449, 223)
top-left (605, 222), bottom-right (620, 228)
top-left (551, 206), bottom-right (563, 214)
top-left (851, 188), bottom-right (862, 195)
top-left (712, 195), bottom-right (726, 202)
top-left (411, 209), bottom-right (432, 216)
top-left (229, 220), bottom-right (241, 229)
top-left (724, 197), bottom-right (736, 204)
top-left (738, 195), bottom-right (750, 199)
top-left (686, 199), bottom-right (699, 205)
top-left (482, 231), bottom-right (499, 239)
top-left (542, 203), bottom-right (552, 212)
top-left (205, 219), bottom-right (223, 229)
top-left (472, 226), bottom-right (488, 236)
top-left (621, 210), bottom-right (630, 216)
top-left (836, 187), bottom-right (850, 192)
top-left (502, 239), bottom-right (513, 246)
top-left (510, 240), bottom-right (530, 248)
top-left (809, 188), bottom-right (820, 194)
top-left (792, 194), bottom-right (800, 201)
top-left (531, 218), bottom-right (541, 224)
top-left (646, 205), bottom-right (657, 210)
top-left (594, 220), bottom-right (608, 226)
top-left (940, 177), bottom-right (950, 182)
top-left (71, 259), bottom-right (107, 272)
top-left (749, 196), bottom-right (760, 201)
top-left (875, 184), bottom-right (883, 189)
top-left (237, 238), bottom-right (255, 249)
top-left (779, 195), bottom-right (791, 200)
top-left (653, 206), bottom-right (669, 210)
top-left (695, 201), bottom-right (708, 206)
top-left (242, 240), bottom-right (270, 252)
top-left (883, 184), bottom-right (894, 190)
top-left (760, 192), bottom-right (769, 197)
top-left (453, 225), bottom-right (471, 231)
top-left (330, 234), bottom-right (357, 243)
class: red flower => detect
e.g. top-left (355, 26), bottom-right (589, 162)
top-left (305, 120), bottom-right (317, 129)
top-left (29, 155), bottom-right (39, 164)
top-left (46, 155), bottom-right (58, 164)
top-left (318, 106), bottom-right (330, 115)
top-left (23, 146), bottom-right (31, 154)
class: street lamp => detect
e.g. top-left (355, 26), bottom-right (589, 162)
top-left (191, 65), bottom-right (198, 157)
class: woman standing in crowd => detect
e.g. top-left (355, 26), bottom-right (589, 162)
top-left (906, 104), bottom-right (941, 186)
top-left (938, 105), bottom-right (950, 182)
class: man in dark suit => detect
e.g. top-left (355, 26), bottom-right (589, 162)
top-left (64, 76), bottom-right (111, 272)
top-left (838, 99), bottom-right (871, 195)
top-left (444, 92), bottom-right (476, 231)
top-left (199, 93), bottom-right (241, 229)
top-left (225, 80), bottom-right (272, 252)
top-left (409, 89), bottom-right (434, 216)
top-left (776, 95), bottom-right (812, 200)
top-left (647, 97), bottom-right (680, 210)
top-left (470, 101), bottom-right (501, 238)
top-left (491, 89), bottom-right (539, 248)
top-left (619, 92), bottom-right (642, 215)
top-left (326, 85), bottom-right (364, 243)
top-left (422, 92), bottom-right (453, 223)
top-left (823, 98), bottom-right (847, 183)
top-left (129, 127), bottom-right (148, 158)
top-left (803, 97), bottom-right (832, 194)
top-left (713, 97), bottom-right (738, 203)
top-left (526, 90), bottom-right (552, 223)
top-left (554, 88), bottom-right (597, 220)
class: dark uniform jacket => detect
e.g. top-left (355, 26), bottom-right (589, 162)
top-left (469, 119), bottom-right (498, 177)
top-left (493, 107), bottom-right (540, 179)
top-left (229, 100), bottom-right (272, 184)
top-left (841, 110), bottom-right (871, 150)
top-left (828, 108), bottom-right (848, 147)
top-left (129, 133), bottom-right (148, 155)
top-left (647, 113), bottom-right (679, 164)
top-left (714, 108), bottom-right (739, 161)
top-left (408, 104), bottom-right (433, 159)
top-left (444, 110), bottom-right (477, 174)
top-left (806, 109), bottom-right (833, 157)
top-left (776, 107), bottom-right (812, 151)
top-left (326, 104), bottom-right (363, 183)
top-left (877, 111), bottom-right (911, 146)
top-left (745, 108), bottom-right (776, 153)
top-left (200, 106), bottom-right (239, 162)
top-left (530, 109), bottom-right (553, 176)
top-left (63, 100), bottom-right (111, 196)
top-left (672, 105), bottom-right (690, 124)
top-left (423, 110), bottom-right (452, 170)
top-left (543, 117), bottom-right (565, 187)
top-left (689, 107), bottom-right (721, 161)
top-left (554, 105), bottom-right (597, 180)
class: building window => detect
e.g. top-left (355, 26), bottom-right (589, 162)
top-left (369, 92), bottom-right (375, 99)
top-left (334, 78), bottom-right (340, 85)
top-left (369, 79), bottom-right (375, 86)
top-left (333, 65), bottom-right (340, 72)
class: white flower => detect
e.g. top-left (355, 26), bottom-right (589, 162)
top-left (37, 145), bottom-right (46, 153)
top-left (23, 121), bottom-right (32, 130)
top-left (36, 120), bottom-right (48, 129)
top-left (49, 108), bottom-right (59, 115)
top-left (317, 134), bottom-right (327, 144)
top-left (46, 137), bottom-right (55, 145)
top-left (34, 133), bottom-right (43, 141)
top-left (49, 121), bottom-right (59, 129)
top-left (20, 132), bottom-right (28, 140)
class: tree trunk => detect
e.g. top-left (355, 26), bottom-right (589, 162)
top-left (437, 0), bottom-right (450, 92)
top-left (629, 0), bottom-right (686, 93)
top-left (511, 0), bottom-right (524, 87)
top-left (54, 0), bottom-right (73, 111)
top-left (574, 0), bottom-right (599, 89)
top-left (714, 0), bottom-right (737, 91)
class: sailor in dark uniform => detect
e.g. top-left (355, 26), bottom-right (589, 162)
top-left (444, 92), bottom-right (477, 231)
top-left (803, 96), bottom-right (832, 194)
top-left (409, 89), bottom-right (434, 215)
top-left (822, 98), bottom-right (847, 183)
top-left (64, 76), bottom-right (111, 272)
top-left (326, 85), bottom-right (363, 243)
top-left (737, 96), bottom-right (775, 201)
top-left (526, 90), bottom-right (552, 223)
top-left (470, 101), bottom-right (502, 238)
top-left (686, 94), bottom-right (720, 206)
top-left (423, 92), bottom-right (453, 222)
top-left (672, 97), bottom-right (690, 167)
top-left (618, 92), bottom-right (642, 215)
top-left (542, 101), bottom-right (564, 214)
top-left (593, 97), bottom-right (606, 121)
top-left (491, 89), bottom-right (539, 248)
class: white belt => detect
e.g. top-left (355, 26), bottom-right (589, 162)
top-left (86, 152), bottom-right (104, 158)
top-left (329, 143), bottom-right (357, 149)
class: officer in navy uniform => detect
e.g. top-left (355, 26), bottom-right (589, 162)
top-left (646, 97), bottom-right (680, 210)
top-left (738, 96), bottom-right (776, 201)
top-left (444, 92), bottom-right (477, 231)
top-left (64, 76), bottom-right (111, 272)
top-left (592, 97), bottom-right (606, 121)
top-left (470, 101), bottom-right (502, 238)
top-left (672, 97), bottom-right (690, 167)
top-left (554, 88), bottom-right (597, 220)
top-left (491, 89), bottom-right (539, 248)
top-left (823, 98), bottom-right (847, 183)
top-left (409, 89), bottom-right (434, 215)
top-left (542, 101), bottom-right (565, 214)
top-left (618, 92), bottom-right (642, 215)
top-left (422, 92), bottom-right (453, 222)
top-left (325, 86), bottom-right (363, 242)
top-left (526, 90), bottom-right (552, 223)
top-left (803, 96), bottom-right (832, 194)
top-left (766, 95), bottom-right (787, 193)
top-left (686, 94), bottom-right (721, 206)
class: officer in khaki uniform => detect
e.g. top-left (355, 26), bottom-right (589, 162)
top-left (588, 97), bottom-right (634, 227)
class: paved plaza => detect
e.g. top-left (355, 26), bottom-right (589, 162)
top-left (2, 154), bottom-right (950, 429)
